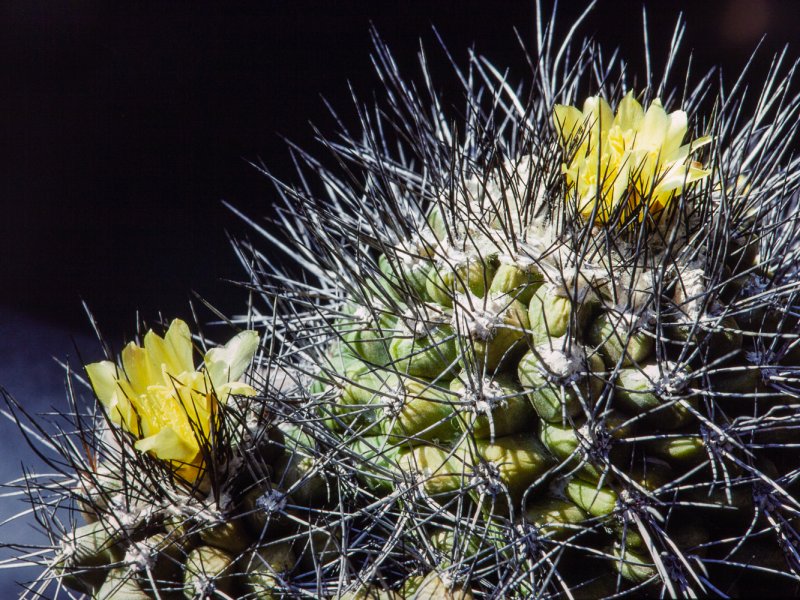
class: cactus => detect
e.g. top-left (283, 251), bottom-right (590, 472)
top-left (228, 10), bottom-right (800, 599)
top-left (4, 4), bottom-right (800, 599)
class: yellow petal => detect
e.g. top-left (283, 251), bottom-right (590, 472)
top-left (164, 319), bottom-right (195, 374)
top-left (143, 320), bottom-right (193, 382)
top-left (135, 426), bottom-right (198, 463)
top-left (217, 381), bottom-right (257, 404)
top-left (204, 330), bottom-right (260, 390)
top-left (614, 91), bottom-right (644, 131)
top-left (636, 99), bottom-right (670, 151)
top-left (85, 362), bottom-right (141, 434)
top-left (121, 342), bottom-right (154, 395)
top-left (553, 104), bottom-right (584, 145)
top-left (85, 360), bottom-right (120, 406)
top-left (663, 110), bottom-right (688, 156)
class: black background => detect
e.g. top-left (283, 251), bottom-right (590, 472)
top-left (2, 0), bottom-right (798, 344)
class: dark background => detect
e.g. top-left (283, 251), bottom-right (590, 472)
top-left (0, 0), bottom-right (798, 594)
top-left (2, 0), bottom-right (798, 341)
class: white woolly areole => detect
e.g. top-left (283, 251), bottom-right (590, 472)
top-left (457, 377), bottom-right (508, 415)
top-left (256, 488), bottom-right (288, 514)
top-left (673, 264), bottom-right (707, 321)
top-left (392, 236), bottom-right (433, 267)
top-left (539, 264), bottom-right (599, 302)
top-left (400, 306), bottom-right (448, 339)
top-left (125, 540), bottom-right (155, 572)
top-left (536, 344), bottom-right (584, 380)
top-left (636, 361), bottom-right (689, 395)
top-left (383, 388), bottom-right (406, 418)
top-left (451, 293), bottom-right (513, 341)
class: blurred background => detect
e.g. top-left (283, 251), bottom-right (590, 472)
top-left (0, 0), bottom-right (798, 594)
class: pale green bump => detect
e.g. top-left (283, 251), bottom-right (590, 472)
top-left (610, 542), bottom-right (656, 583)
top-left (198, 517), bottom-right (251, 556)
top-left (390, 324), bottom-right (457, 379)
top-left (650, 435), bottom-right (705, 463)
top-left (538, 419), bottom-right (602, 483)
top-left (382, 378), bottom-right (457, 445)
top-left (426, 257), bottom-right (497, 308)
top-left (182, 546), bottom-right (238, 600)
top-left (458, 296), bottom-right (531, 372)
top-left (240, 543), bottom-right (295, 598)
top-left (518, 347), bottom-right (600, 423)
top-left (53, 521), bottom-right (123, 595)
top-left (528, 285), bottom-right (591, 342)
top-left (525, 497), bottom-right (588, 538)
top-left (471, 433), bottom-right (552, 501)
top-left (430, 528), bottom-right (483, 564)
top-left (336, 370), bottom-right (398, 431)
top-left (588, 310), bottom-right (654, 367)
top-left (97, 568), bottom-right (151, 600)
top-left (379, 252), bottom-right (433, 302)
top-left (613, 363), bottom-right (695, 429)
top-left (565, 478), bottom-right (618, 518)
top-left (347, 435), bottom-right (405, 492)
top-left (398, 444), bottom-right (467, 496)
top-left (449, 374), bottom-right (536, 439)
top-left (343, 312), bottom-right (398, 367)
top-left (275, 426), bottom-right (331, 506)
top-left (489, 262), bottom-right (543, 305)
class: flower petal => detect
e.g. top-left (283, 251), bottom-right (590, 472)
top-left (144, 319), bottom-right (194, 381)
top-left (85, 360), bottom-right (119, 406)
top-left (164, 319), bottom-right (195, 373)
top-left (636, 99), bottom-right (670, 151)
top-left (135, 426), bottom-right (198, 463)
top-left (614, 91), bottom-right (644, 131)
top-left (121, 342), bottom-right (154, 395)
top-left (204, 330), bottom-right (260, 390)
top-left (553, 104), bottom-right (584, 145)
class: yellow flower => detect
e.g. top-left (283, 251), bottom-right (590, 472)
top-left (85, 319), bottom-right (260, 479)
top-left (553, 91), bottom-right (711, 223)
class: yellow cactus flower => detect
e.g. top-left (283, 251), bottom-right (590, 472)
top-left (85, 319), bottom-right (260, 479)
top-left (553, 91), bottom-right (711, 223)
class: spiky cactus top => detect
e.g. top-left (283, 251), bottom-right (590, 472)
top-left (4, 7), bottom-right (800, 600)
top-left (232, 16), bottom-right (800, 599)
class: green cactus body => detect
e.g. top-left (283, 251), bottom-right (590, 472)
top-left (398, 444), bottom-right (468, 496)
top-left (14, 8), bottom-right (800, 600)
top-left (52, 521), bottom-right (124, 595)
top-left (183, 545), bottom-right (238, 599)
top-left (426, 255), bottom-right (497, 308)
top-left (489, 262), bottom-right (544, 305)
top-left (565, 478), bottom-right (618, 518)
top-left (240, 543), bottom-right (295, 598)
top-left (518, 346), bottom-right (601, 422)
top-left (346, 435), bottom-right (406, 492)
top-left (97, 568), bottom-right (152, 600)
top-left (588, 311), bottom-right (654, 367)
top-left (382, 378), bottom-right (458, 445)
top-left (466, 433), bottom-right (552, 503)
top-left (528, 284), bottom-right (592, 343)
top-left (379, 251), bottom-right (434, 303)
top-left (449, 374), bottom-right (536, 440)
top-left (610, 543), bottom-right (656, 584)
top-left (524, 497), bottom-right (588, 539)
top-left (454, 294), bottom-right (531, 373)
top-left (390, 323), bottom-right (458, 379)
top-left (613, 363), bottom-right (696, 429)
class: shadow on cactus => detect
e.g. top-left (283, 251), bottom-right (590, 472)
top-left (4, 3), bottom-right (800, 599)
